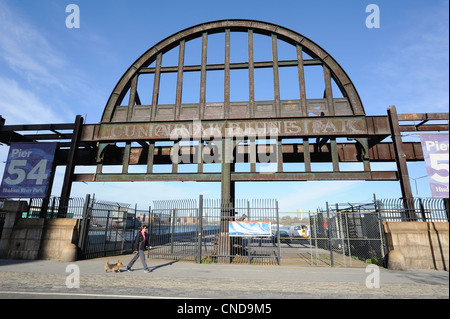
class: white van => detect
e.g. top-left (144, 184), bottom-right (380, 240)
top-left (289, 224), bottom-right (310, 238)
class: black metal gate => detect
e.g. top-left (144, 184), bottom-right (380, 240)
top-left (149, 199), bottom-right (199, 261)
top-left (148, 196), bottom-right (281, 265)
top-left (78, 195), bottom-right (138, 259)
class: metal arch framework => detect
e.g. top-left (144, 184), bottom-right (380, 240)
top-left (101, 19), bottom-right (365, 123)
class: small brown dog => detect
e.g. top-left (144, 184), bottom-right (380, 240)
top-left (105, 260), bottom-right (123, 273)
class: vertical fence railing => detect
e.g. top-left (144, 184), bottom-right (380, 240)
top-left (147, 197), bottom-right (280, 265)
top-left (26, 197), bottom-right (85, 219)
top-left (377, 197), bottom-right (449, 222)
top-left (78, 196), bottom-right (137, 260)
top-left (148, 199), bottom-right (199, 261)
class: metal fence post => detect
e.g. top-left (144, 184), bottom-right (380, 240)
top-left (197, 195), bottom-right (204, 263)
top-left (444, 198), bottom-right (450, 222)
top-left (344, 212), bottom-right (352, 266)
top-left (374, 201), bottom-right (386, 265)
top-left (78, 194), bottom-right (91, 257)
top-left (103, 209), bottom-right (111, 256)
top-left (311, 212), bottom-right (317, 265)
top-left (120, 207), bottom-right (128, 254)
top-left (338, 211), bottom-right (346, 266)
top-left (171, 208), bottom-right (176, 254)
top-left (276, 200), bottom-right (281, 265)
top-left (148, 206), bottom-right (152, 258)
top-left (418, 198), bottom-right (427, 222)
top-left (326, 202), bottom-right (334, 267)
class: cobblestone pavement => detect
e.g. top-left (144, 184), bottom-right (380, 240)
top-left (0, 256), bottom-right (448, 299)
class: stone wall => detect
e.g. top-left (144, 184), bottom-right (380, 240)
top-left (7, 218), bottom-right (45, 260)
top-left (40, 219), bottom-right (79, 260)
top-left (0, 200), bottom-right (79, 261)
top-left (384, 221), bottom-right (449, 271)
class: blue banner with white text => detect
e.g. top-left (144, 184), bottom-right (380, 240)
top-left (0, 142), bottom-right (57, 198)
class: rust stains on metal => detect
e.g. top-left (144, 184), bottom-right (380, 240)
top-left (101, 19), bottom-right (365, 124)
top-left (94, 117), bottom-right (367, 141)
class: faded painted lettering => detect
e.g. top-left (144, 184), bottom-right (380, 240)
top-left (99, 118), bottom-right (367, 141)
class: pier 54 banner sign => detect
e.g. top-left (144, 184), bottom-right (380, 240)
top-left (420, 134), bottom-right (449, 198)
top-left (0, 143), bottom-right (57, 198)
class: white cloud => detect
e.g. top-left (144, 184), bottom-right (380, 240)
top-left (0, 1), bottom-right (105, 125)
top-left (0, 2), bottom-right (68, 91)
top-left (0, 77), bottom-right (64, 124)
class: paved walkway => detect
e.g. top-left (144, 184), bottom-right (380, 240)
top-left (0, 255), bottom-right (448, 299)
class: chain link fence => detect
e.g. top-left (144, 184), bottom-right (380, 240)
top-left (280, 202), bottom-right (385, 267)
top-left (307, 210), bottom-right (384, 267)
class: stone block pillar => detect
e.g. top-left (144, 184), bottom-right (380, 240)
top-left (0, 200), bottom-right (79, 261)
top-left (0, 201), bottom-right (29, 259)
top-left (384, 221), bottom-right (449, 270)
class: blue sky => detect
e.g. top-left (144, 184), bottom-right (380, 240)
top-left (0, 0), bottom-right (448, 212)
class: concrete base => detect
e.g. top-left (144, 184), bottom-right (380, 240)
top-left (60, 243), bottom-right (77, 262)
top-left (40, 219), bottom-right (79, 260)
top-left (384, 222), bottom-right (449, 271)
top-left (387, 250), bottom-right (407, 271)
top-left (0, 201), bottom-right (79, 261)
top-left (0, 202), bottom-right (29, 259)
top-left (7, 218), bottom-right (45, 260)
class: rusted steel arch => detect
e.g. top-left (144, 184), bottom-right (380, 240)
top-left (101, 19), bottom-right (365, 123)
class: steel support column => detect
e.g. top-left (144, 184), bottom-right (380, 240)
top-left (220, 137), bottom-right (234, 263)
top-left (221, 137), bottom-right (235, 209)
top-left (387, 105), bottom-right (415, 219)
top-left (58, 115), bottom-right (83, 217)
